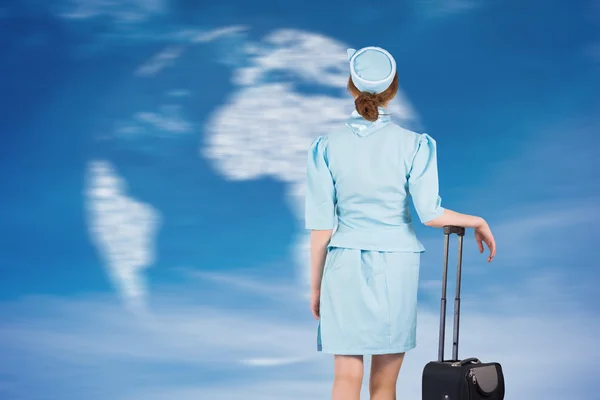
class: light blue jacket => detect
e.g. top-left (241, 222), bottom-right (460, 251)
top-left (305, 107), bottom-right (445, 252)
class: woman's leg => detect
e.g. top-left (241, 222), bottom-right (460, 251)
top-left (369, 353), bottom-right (405, 400)
top-left (332, 355), bottom-right (363, 400)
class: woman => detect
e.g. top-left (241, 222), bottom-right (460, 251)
top-left (305, 46), bottom-right (496, 400)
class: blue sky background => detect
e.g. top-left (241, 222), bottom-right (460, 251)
top-left (1, 0), bottom-right (599, 399)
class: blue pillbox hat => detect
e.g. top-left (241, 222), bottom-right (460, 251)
top-left (347, 46), bottom-right (397, 94)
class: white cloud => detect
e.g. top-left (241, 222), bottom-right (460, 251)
top-left (134, 105), bottom-right (192, 134)
top-left (85, 161), bottom-right (161, 312)
top-left (115, 104), bottom-right (193, 138)
top-left (232, 29), bottom-right (349, 88)
top-left (417, 0), bottom-right (479, 17)
top-left (134, 25), bottom-right (248, 77)
top-left (203, 83), bottom-right (349, 183)
top-left (187, 269), bottom-right (304, 303)
top-left (135, 45), bottom-right (185, 77)
top-left (122, 381), bottom-right (332, 400)
top-left (241, 356), bottom-right (313, 367)
top-left (59, 0), bottom-right (165, 23)
top-left (167, 89), bottom-right (191, 97)
top-left (191, 25), bottom-right (248, 43)
top-left (0, 273), bottom-right (598, 399)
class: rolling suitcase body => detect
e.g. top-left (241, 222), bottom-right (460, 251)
top-left (422, 226), bottom-right (505, 400)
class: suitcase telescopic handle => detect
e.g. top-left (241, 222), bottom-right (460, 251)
top-left (443, 226), bottom-right (466, 236)
top-left (438, 225), bottom-right (465, 363)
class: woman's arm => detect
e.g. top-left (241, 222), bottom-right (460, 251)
top-left (424, 209), bottom-right (496, 262)
top-left (309, 229), bottom-right (333, 320)
top-left (424, 209), bottom-right (484, 229)
top-left (310, 229), bottom-right (333, 292)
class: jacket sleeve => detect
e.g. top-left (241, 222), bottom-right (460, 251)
top-left (408, 133), bottom-right (445, 224)
top-left (305, 136), bottom-right (336, 230)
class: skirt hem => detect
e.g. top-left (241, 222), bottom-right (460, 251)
top-left (318, 343), bottom-right (416, 356)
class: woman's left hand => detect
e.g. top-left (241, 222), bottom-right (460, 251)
top-left (310, 289), bottom-right (321, 320)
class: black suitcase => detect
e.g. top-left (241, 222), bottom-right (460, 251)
top-left (422, 226), bottom-right (505, 400)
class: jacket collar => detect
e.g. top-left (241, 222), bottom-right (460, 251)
top-left (345, 107), bottom-right (392, 137)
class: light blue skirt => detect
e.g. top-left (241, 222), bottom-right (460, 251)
top-left (318, 247), bottom-right (421, 355)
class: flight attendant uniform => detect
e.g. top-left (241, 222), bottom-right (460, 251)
top-left (305, 46), bottom-right (445, 355)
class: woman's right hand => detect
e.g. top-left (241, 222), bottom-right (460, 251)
top-left (475, 219), bottom-right (496, 262)
top-left (424, 210), bottom-right (497, 261)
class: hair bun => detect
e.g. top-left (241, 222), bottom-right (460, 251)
top-left (354, 92), bottom-right (380, 122)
